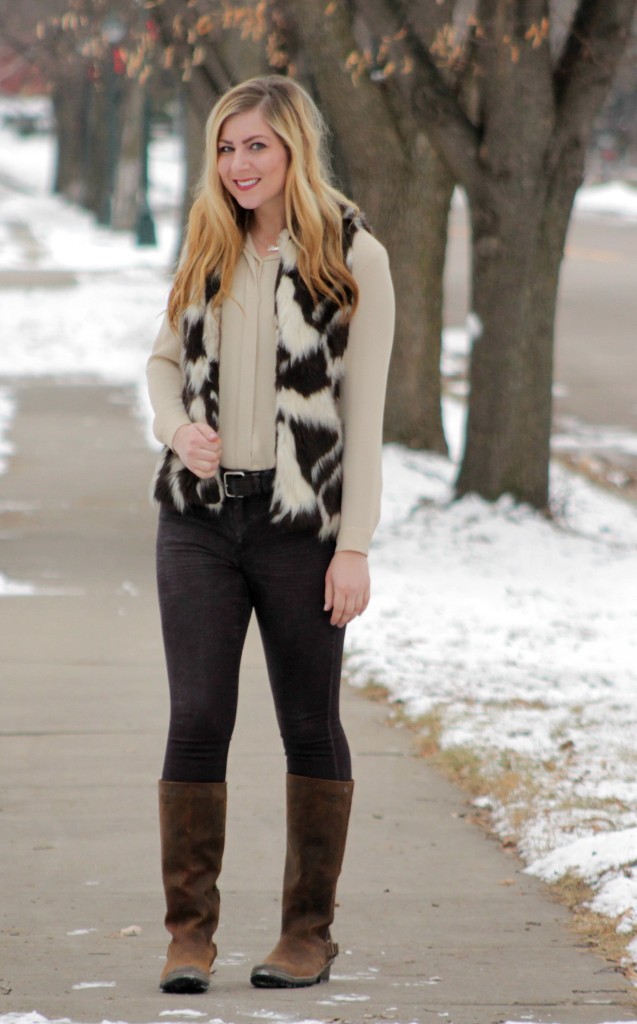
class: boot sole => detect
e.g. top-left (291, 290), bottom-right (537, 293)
top-left (250, 963), bottom-right (331, 988)
top-left (160, 969), bottom-right (210, 994)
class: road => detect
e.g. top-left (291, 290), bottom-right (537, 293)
top-left (444, 204), bottom-right (637, 435)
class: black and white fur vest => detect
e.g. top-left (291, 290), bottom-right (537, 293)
top-left (153, 207), bottom-right (366, 540)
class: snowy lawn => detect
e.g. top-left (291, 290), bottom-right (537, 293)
top-left (2, 111), bottom-right (637, 997)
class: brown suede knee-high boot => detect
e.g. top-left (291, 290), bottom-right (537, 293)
top-left (250, 774), bottom-right (354, 988)
top-left (158, 780), bottom-right (227, 994)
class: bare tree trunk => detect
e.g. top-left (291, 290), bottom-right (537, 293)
top-left (456, 152), bottom-right (584, 507)
top-left (112, 80), bottom-right (143, 231)
top-left (181, 68), bottom-right (218, 235)
top-left (453, 0), bottom-right (556, 504)
top-left (514, 154), bottom-right (585, 502)
top-left (84, 83), bottom-right (108, 217)
top-left (457, 193), bottom-right (548, 503)
top-left (52, 67), bottom-right (90, 203)
top-left (381, 142), bottom-right (453, 451)
top-left (82, 60), bottom-right (126, 223)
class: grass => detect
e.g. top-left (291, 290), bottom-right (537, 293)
top-left (555, 451), bottom-right (637, 506)
top-left (359, 679), bottom-right (391, 704)
top-left (552, 872), bottom-right (636, 977)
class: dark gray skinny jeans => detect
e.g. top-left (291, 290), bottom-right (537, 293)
top-left (156, 494), bottom-right (351, 783)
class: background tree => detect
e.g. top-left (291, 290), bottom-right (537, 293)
top-left (352, 0), bottom-right (636, 507)
top-left (0, 0), bottom-right (139, 218)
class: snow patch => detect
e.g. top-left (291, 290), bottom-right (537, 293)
top-left (158, 1013), bottom-right (206, 1019)
top-left (0, 573), bottom-right (37, 597)
top-left (574, 181), bottom-right (637, 220)
top-left (71, 981), bottom-right (116, 990)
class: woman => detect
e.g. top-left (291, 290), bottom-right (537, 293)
top-left (147, 75), bottom-right (394, 995)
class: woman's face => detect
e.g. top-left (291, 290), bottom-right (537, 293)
top-left (217, 107), bottom-right (289, 222)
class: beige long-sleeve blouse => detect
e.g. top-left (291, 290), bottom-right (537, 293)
top-left (146, 228), bottom-right (394, 554)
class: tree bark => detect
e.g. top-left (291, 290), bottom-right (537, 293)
top-left (457, 192), bottom-right (549, 503)
top-left (455, 0), bottom-right (557, 504)
top-left (51, 66), bottom-right (91, 204)
top-left (112, 80), bottom-right (143, 231)
top-left (384, 141), bottom-right (453, 451)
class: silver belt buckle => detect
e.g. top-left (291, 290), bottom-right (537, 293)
top-left (223, 470), bottom-right (245, 498)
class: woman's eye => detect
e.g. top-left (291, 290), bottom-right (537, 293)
top-left (218, 145), bottom-right (233, 154)
top-left (250, 142), bottom-right (266, 151)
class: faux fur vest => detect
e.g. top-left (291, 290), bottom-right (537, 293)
top-left (153, 207), bottom-right (366, 540)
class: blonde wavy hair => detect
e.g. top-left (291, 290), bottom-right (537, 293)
top-left (167, 75), bottom-right (360, 331)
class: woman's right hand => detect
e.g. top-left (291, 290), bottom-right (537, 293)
top-left (172, 424), bottom-right (222, 479)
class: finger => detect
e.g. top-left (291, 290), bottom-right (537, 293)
top-left (195, 423), bottom-right (218, 442)
top-left (324, 571), bottom-right (334, 612)
top-left (340, 591), bottom-right (366, 626)
top-left (191, 454), bottom-right (221, 477)
top-left (190, 459), bottom-right (215, 475)
top-left (331, 593), bottom-right (349, 626)
top-left (342, 595), bottom-right (359, 625)
top-left (195, 451), bottom-right (219, 466)
top-left (193, 443), bottom-right (220, 461)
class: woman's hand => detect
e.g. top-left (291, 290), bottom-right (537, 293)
top-left (324, 550), bottom-right (370, 628)
top-left (172, 423), bottom-right (222, 479)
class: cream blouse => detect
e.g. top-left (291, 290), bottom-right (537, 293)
top-left (147, 228), bottom-right (394, 554)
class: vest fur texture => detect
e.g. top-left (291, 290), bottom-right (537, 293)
top-left (153, 207), bottom-right (365, 540)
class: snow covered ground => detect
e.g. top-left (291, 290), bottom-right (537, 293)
top-left (1, 106), bottom-right (637, 1021)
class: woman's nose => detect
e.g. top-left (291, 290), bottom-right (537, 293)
top-left (231, 147), bottom-right (251, 174)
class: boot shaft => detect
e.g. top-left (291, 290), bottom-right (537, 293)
top-left (159, 780), bottom-right (227, 934)
top-left (281, 775), bottom-right (354, 937)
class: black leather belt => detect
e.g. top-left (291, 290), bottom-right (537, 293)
top-left (221, 468), bottom-right (275, 499)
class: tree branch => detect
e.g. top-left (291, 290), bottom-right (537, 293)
top-left (551, 0), bottom-right (636, 164)
top-left (400, 19), bottom-right (483, 196)
top-left (353, 0), bottom-right (484, 193)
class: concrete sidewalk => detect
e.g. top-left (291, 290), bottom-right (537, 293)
top-left (1, 378), bottom-right (635, 1024)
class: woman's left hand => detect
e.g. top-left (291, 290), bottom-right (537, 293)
top-left (324, 551), bottom-right (370, 628)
